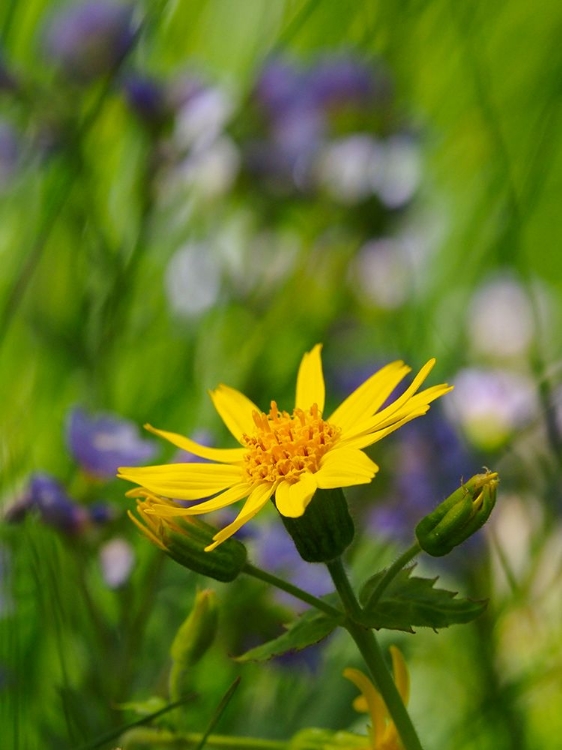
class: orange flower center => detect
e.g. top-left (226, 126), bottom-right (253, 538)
top-left (242, 401), bottom-right (341, 485)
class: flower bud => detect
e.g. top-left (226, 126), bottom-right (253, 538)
top-left (169, 589), bottom-right (218, 700)
top-left (127, 490), bottom-right (247, 582)
top-left (278, 487), bottom-right (355, 563)
top-left (415, 471), bottom-right (498, 556)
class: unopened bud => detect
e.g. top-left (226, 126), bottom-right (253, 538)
top-left (127, 490), bottom-right (247, 582)
top-left (415, 471), bottom-right (498, 556)
top-left (169, 589), bottom-right (218, 700)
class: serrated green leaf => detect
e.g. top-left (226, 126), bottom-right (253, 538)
top-left (235, 607), bottom-right (341, 662)
top-left (359, 565), bottom-right (487, 632)
top-left (359, 565), bottom-right (414, 606)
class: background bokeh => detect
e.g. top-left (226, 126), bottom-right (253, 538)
top-left (1, 1), bottom-right (562, 748)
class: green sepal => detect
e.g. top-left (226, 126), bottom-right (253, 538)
top-left (359, 565), bottom-right (487, 632)
top-left (278, 487), bottom-right (355, 563)
top-left (235, 600), bottom-right (342, 662)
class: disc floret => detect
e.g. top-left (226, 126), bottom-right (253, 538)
top-left (242, 401), bottom-right (341, 485)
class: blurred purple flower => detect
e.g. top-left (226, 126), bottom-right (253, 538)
top-left (304, 55), bottom-right (384, 110)
top-left (42, 1), bottom-right (137, 84)
top-left (245, 53), bottom-right (398, 198)
top-left (0, 50), bottom-right (17, 93)
top-left (5, 473), bottom-right (88, 533)
top-left (254, 58), bottom-right (304, 118)
top-left (0, 122), bottom-right (20, 187)
top-left (66, 407), bottom-right (157, 479)
top-left (250, 521), bottom-right (331, 672)
top-left (121, 73), bottom-right (169, 128)
top-left (254, 522), bottom-right (333, 607)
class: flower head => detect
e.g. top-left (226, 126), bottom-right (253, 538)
top-left (344, 647), bottom-right (409, 750)
top-left (118, 345), bottom-right (452, 550)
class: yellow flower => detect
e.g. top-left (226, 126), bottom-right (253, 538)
top-left (118, 345), bottom-right (452, 551)
top-left (344, 647), bottom-right (409, 750)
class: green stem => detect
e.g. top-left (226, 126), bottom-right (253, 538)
top-left (366, 542), bottom-right (421, 605)
top-left (182, 733), bottom-right (287, 749)
top-left (124, 729), bottom-right (287, 749)
top-left (326, 558), bottom-right (424, 750)
top-left (243, 563), bottom-right (342, 619)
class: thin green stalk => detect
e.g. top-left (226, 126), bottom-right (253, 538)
top-left (187, 733), bottom-right (286, 750)
top-left (243, 563), bottom-right (342, 619)
top-left (327, 558), bottom-right (424, 750)
top-left (123, 729), bottom-right (287, 749)
top-left (366, 542), bottom-right (421, 605)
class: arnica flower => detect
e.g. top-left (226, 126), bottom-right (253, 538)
top-left (344, 647), bottom-right (409, 750)
top-left (118, 345), bottom-right (452, 551)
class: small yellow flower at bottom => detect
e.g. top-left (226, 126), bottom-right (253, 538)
top-left (343, 647), bottom-right (409, 750)
top-left (118, 345), bottom-right (452, 551)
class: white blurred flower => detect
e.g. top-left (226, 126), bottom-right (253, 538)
top-left (100, 538), bottom-right (135, 588)
top-left (351, 238), bottom-right (412, 309)
top-left (444, 368), bottom-right (538, 450)
top-left (315, 133), bottom-right (420, 207)
top-left (468, 276), bottom-right (534, 358)
top-left (316, 134), bottom-right (384, 203)
top-left (174, 87), bottom-right (234, 152)
top-left (376, 134), bottom-right (421, 208)
top-left (176, 135), bottom-right (240, 198)
top-left (165, 242), bottom-right (221, 317)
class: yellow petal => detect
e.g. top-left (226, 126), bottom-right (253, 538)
top-left (389, 646), bottom-right (409, 705)
top-left (118, 462), bottom-right (244, 501)
top-left (315, 448), bottom-right (378, 488)
top-left (127, 509), bottom-right (166, 550)
top-left (338, 409), bottom-right (430, 451)
top-left (210, 384), bottom-right (260, 443)
top-left (205, 483), bottom-right (274, 550)
top-left (295, 344), bottom-right (325, 413)
top-left (363, 383), bottom-right (454, 435)
top-left (148, 482), bottom-right (253, 516)
top-left (343, 668), bottom-right (387, 743)
top-left (274, 473), bottom-right (318, 517)
top-left (346, 359), bottom-right (436, 440)
top-left (328, 361), bottom-right (410, 434)
top-left (144, 424), bottom-right (245, 463)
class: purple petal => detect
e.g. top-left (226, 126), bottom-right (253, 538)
top-left (42, 1), bottom-right (137, 83)
top-left (66, 407), bottom-right (158, 479)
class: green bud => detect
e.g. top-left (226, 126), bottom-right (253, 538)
top-left (128, 490), bottom-right (247, 582)
top-left (169, 589), bottom-right (218, 701)
top-left (415, 471), bottom-right (499, 556)
top-left (278, 487), bottom-right (355, 563)
top-left (170, 589), bottom-right (219, 667)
